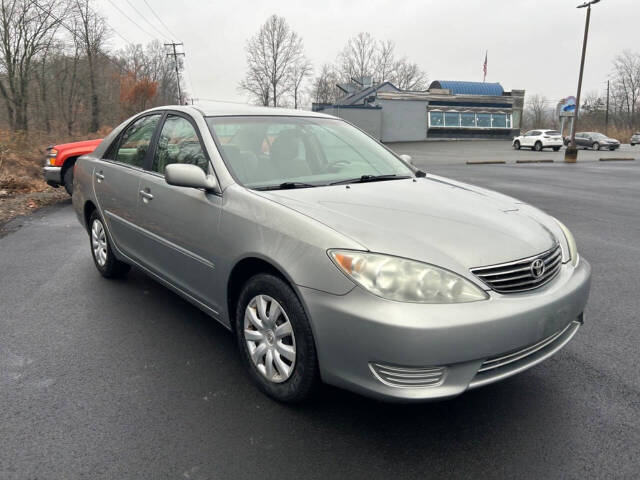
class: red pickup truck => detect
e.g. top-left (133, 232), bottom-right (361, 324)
top-left (43, 138), bottom-right (103, 194)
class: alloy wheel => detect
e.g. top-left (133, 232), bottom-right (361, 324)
top-left (243, 294), bottom-right (296, 383)
top-left (91, 219), bottom-right (108, 267)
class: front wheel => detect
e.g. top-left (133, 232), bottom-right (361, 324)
top-left (534, 141), bottom-right (543, 152)
top-left (592, 142), bottom-right (600, 151)
top-left (63, 166), bottom-right (74, 195)
top-left (89, 211), bottom-right (130, 278)
top-left (235, 273), bottom-right (319, 402)
top-left (513, 141), bottom-right (521, 150)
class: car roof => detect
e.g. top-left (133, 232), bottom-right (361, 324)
top-left (141, 103), bottom-right (337, 119)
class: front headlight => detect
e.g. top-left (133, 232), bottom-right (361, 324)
top-left (553, 218), bottom-right (579, 267)
top-left (328, 250), bottom-right (488, 303)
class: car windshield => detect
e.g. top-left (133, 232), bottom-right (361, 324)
top-left (206, 116), bottom-right (413, 189)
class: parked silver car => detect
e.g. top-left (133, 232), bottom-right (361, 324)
top-left (72, 104), bottom-right (591, 402)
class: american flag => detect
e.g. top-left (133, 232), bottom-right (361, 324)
top-left (483, 51), bottom-right (488, 82)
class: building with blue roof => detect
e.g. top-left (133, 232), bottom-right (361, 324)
top-left (313, 78), bottom-right (525, 142)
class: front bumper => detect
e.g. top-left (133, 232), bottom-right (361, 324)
top-left (300, 259), bottom-right (591, 402)
top-left (43, 166), bottom-right (62, 187)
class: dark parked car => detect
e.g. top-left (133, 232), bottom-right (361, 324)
top-left (630, 132), bottom-right (640, 146)
top-left (564, 132), bottom-right (620, 151)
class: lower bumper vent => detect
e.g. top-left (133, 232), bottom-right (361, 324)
top-left (369, 363), bottom-right (446, 388)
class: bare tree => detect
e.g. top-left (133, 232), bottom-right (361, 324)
top-left (525, 94), bottom-right (549, 127)
top-left (610, 50), bottom-right (640, 130)
top-left (393, 59), bottom-right (428, 90)
top-left (311, 63), bottom-right (341, 104)
top-left (73, 0), bottom-right (108, 132)
top-left (288, 56), bottom-right (312, 109)
top-left (338, 32), bottom-right (377, 81)
top-left (239, 14), bottom-right (304, 107)
top-left (374, 39), bottom-right (395, 83)
top-left (0, 0), bottom-right (65, 130)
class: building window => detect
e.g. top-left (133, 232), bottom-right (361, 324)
top-left (429, 111), bottom-right (444, 127)
top-left (476, 113), bottom-right (491, 128)
top-left (506, 114), bottom-right (512, 128)
top-left (460, 112), bottom-right (476, 127)
top-left (444, 112), bottom-right (460, 127)
top-left (492, 113), bottom-right (507, 128)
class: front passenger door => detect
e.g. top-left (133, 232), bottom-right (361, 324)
top-left (136, 114), bottom-right (224, 314)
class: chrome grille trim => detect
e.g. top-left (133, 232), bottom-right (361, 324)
top-left (369, 363), bottom-right (446, 388)
top-left (470, 244), bottom-right (563, 293)
top-left (478, 321), bottom-right (575, 373)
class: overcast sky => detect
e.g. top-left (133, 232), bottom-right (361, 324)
top-left (96, 0), bottom-right (637, 108)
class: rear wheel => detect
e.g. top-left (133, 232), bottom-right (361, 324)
top-left (534, 141), bottom-right (543, 152)
top-left (513, 140), bottom-right (521, 150)
top-left (553, 146), bottom-right (560, 151)
top-left (235, 273), bottom-right (319, 402)
top-left (89, 211), bottom-right (130, 278)
top-left (592, 142), bottom-right (600, 151)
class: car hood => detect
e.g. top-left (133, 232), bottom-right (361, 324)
top-left (256, 176), bottom-right (557, 272)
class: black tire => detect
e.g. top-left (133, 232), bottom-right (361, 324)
top-left (592, 142), bottom-right (600, 151)
top-left (88, 210), bottom-right (130, 278)
top-left (513, 140), bottom-right (521, 150)
top-left (62, 165), bottom-right (74, 195)
top-left (553, 146), bottom-right (560, 151)
top-left (534, 141), bottom-right (543, 152)
top-left (235, 273), bottom-right (319, 403)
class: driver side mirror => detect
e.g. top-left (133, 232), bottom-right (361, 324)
top-left (399, 154), bottom-right (413, 166)
top-left (165, 163), bottom-right (219, 192)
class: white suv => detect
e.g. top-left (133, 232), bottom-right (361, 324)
top-left (513, 130), bottom-right (563, 151)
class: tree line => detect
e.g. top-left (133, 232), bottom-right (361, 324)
top-left (523, 50), bottom-right (640, 137)
top-left (238, 14), bottom-right (428, 108)
top-left (0, 0), bottom-right (183, 134)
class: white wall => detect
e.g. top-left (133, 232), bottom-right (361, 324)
top-left (378, 99), bottom-right (428, 142)
top-left (322, 107), bottom-right (382, 139)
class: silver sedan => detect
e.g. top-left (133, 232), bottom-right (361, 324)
top-left (72, 104), bottom-right (591, 402)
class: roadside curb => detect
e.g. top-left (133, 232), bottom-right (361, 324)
top-left (515, 159), bottom-right (554, 164)
top-left (599, 157), bottom-right (635, 162)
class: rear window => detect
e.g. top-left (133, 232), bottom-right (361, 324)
top-left (545, 131), bottom-right (561, 136)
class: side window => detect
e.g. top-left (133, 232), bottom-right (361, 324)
top-left (115, 114), bottom-right (161, 167)
top-left (152, 115), bottom-right (208, 174)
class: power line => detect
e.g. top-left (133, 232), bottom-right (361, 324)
top-left (122, 0), bottom-right (170, 41)
top-left (105, 0), bottom-right (157, 41)
top-left (142, 0), bottom-right (178, 40)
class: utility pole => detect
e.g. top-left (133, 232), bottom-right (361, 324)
top-left (165, 42), bottom-right (185, 104)
top-left (605, 79), bottom-right (610, 135)
top-left (565, 0), bottom-right (601, 163)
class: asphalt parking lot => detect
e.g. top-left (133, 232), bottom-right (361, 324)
top-left (389, 139), bottom-right (638, 164)
top-left (1, 142), bottom-right (639, 479)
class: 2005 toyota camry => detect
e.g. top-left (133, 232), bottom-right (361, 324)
top-left (72, 104), bottom-right (591, 402)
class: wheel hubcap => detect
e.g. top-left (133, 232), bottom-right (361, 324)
top-left (91, 219), bottom-right (108, 267)
top-left (243, 295), bottom-right (296, 383)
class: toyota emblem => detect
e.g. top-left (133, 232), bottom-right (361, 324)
top-left (530, 258), bottom-right (545, 278)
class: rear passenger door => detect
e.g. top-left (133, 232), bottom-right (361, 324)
top-left (93, 113), bottom-right (161, 260)
top-left (135, 113), bottom-right (224, 313)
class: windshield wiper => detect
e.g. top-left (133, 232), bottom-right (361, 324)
top-left (254, 181), bottom-right (317, 191)
top-left (329, 174), bottom-right (411, 186)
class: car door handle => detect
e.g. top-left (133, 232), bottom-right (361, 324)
top-left (139, 189), bottom-right (154, 201)
top-left (95, 172), bottom-right (105, 182)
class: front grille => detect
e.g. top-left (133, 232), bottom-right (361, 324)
top-left (470, 244), bottom-right (562, 293)
top-left (478, 321), bottom-right (575, 373)
top-left (369, 363), bottom-right (446, 388)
